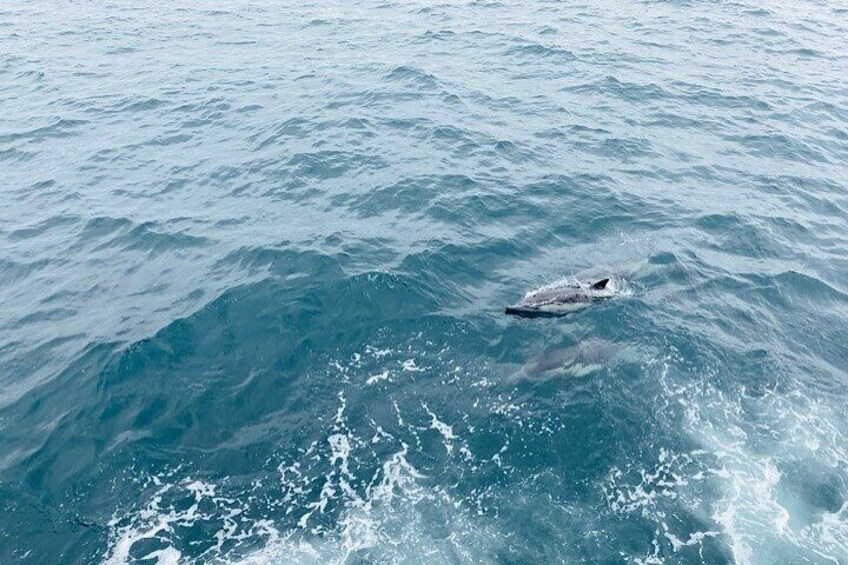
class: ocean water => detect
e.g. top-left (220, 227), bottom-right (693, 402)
top-left (1, 0), bottom-right (847, 563)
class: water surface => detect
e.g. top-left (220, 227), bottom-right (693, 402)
top-left (1, 0), bottom-right (847, 563)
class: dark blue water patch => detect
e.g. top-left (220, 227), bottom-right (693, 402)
top-left (0, 244), bottom-right (726, 563)
top-left (0, 267), bottom-right (452, 555)
top-left (4, 266), bottom-right (436, 460)
top-left (0, 334), bottom-right (87, 399)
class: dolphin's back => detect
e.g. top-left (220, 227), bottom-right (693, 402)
top-left (506, 277), bottom-right (615, 318)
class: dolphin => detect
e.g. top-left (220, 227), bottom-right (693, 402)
top-left (504, 338), bottom-right (642, 385)
top-left (513, 338), bottom-right (618, 382)
top-left (505, 278), bottom-right (613, 318)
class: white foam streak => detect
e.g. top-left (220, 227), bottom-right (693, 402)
top-left (654, 351), bottom-right (848, 564)
top-left (423, 403), bottom-right (456, 456)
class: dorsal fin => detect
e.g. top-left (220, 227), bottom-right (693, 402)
top-left (590, 278), bottom-right (610, 290)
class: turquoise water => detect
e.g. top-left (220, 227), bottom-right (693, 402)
top-left (2, 0), bottom-right (847, 563)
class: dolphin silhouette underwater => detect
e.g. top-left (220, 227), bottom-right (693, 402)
top-left (505, 278), bottom-right (614, 318)
top-left (508, 338), bottom-right (621, 383)
top-left (502, 337), bottom-right (646, 385)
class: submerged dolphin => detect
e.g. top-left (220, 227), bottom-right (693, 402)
top-left (525, 338), bottom-right (614, 376)
top-left (504, 337), bottom-right (643, 385)
top-left (512, 338), bottom-right (619, 382)
top-left (505, 278), bottom-right (613, 318)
